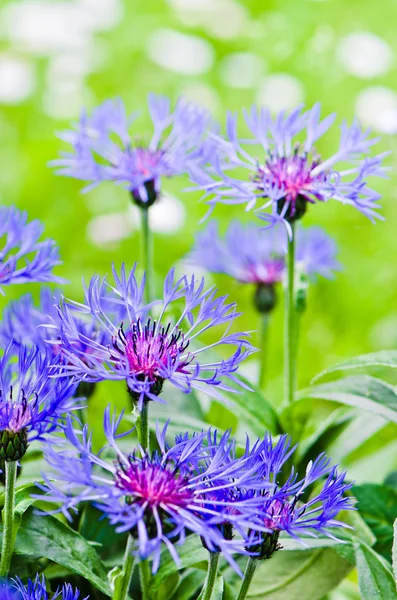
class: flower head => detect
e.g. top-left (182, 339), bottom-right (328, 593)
top-left (187, 222), bottom-right (340, 312)
top-left (50, 94), bottom-right (213, 207)
top-left (0, 344), bottom-right (78, 460)
top-left (190, 104), bottom-right (387, 234)
top-left (13, 575), bottom-right (85, 600)
top-left (246, 434), bottom-right (354, 559)
top-left (188, 221), bottom-right (285, 286)
top-left (48, 264), bottom-right (254, 408)
top-left (0, 207), bottom-right (63, 291)
top-left (38, 409), bottom-right (265, 572)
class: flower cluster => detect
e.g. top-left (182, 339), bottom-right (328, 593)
top-left (50, 94), bottom-right (213, 207)
top-left (38, 409), bottom-right (264, 571)
top-left (46, 264), bottom-right (254, 408)
top-left (0, 207), bottom-right (62, 291)
top-left (0, 94), bottom-right (376, 597)
top-left (37, 408), bottom-right (353, 571)
top-left (190, 104), bottom-right (387, 233)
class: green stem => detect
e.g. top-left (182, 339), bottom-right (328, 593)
top-left (236, 557), bottom-right (259, 600)
top-left (140, 206), bottom-right (153, 304)
top-left (198, 552), bottom-right (220, 600)
top-left (284, 223), bottom-right (296, 405)
top-left (137, 401), bottom-right (149, 451)
top-left (0, 461), bottom-right (17, 576)
top-left (258, 314), bottom-right (270, 390)
top-left (139, 558), bottom-right (151, 600)
top-left (112, 535), bottom-right (135, 600)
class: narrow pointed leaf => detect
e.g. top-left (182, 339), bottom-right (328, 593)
top-left (354, 539), bottom-right (397, 599)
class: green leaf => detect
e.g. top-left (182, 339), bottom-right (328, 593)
top-left (392, 520), bottom-right (397, 582)
top-left (150, 536), bottom-right (207, 594)
top-left (298, 375), bottom-right (397, 423)
top-left (313, 351), bottom-right (397, 381)
top-left (229, 548), bottom-right (353, 599)
top-left (211, 575), bottom-right (224, 600)
top-left (353, 484), bottom-right (397, 561)
top-left (155, 572), bottom-right (180, 600)
top-left (170, 570), bottom-right (204, 600)
top-left (354, 539), bottom-right (397, 599)
top-left (78, 504), bottom-right (126, 563)
top-left (10, 509), bottom-right (111, 596)
top-left (222, 375), bottom-right (280, 436)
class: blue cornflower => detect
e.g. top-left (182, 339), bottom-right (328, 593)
top-left (50, 94), bottom-right (213, 207)
top-left (0, 207), bottom-right (63, 291)
top-left (13, 575), bottom-right (85, 600)
top-left (0, 344), bottom-right (78, 461)
top-left (37, 409), bottom-right (265, 572)
top-left (245, 434), bottom-right (354, 559)
top-left (190, 104), bottom-right (387, 234)
top-left (47, 264), bottom-right (254, 408)
top-left (187, 221), bottom-right (340, 313)
top-left (188, 221), bottom-right (285, 287)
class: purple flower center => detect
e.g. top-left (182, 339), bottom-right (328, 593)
top-left (134, 147), bottom-right (164, 178)
top-left (115, 459), bottom-right (193, 509)
top-left (263, 498), bottom-right (291, 531)
top-left (0, 389), bottom-right (35, 433)
top-left (246, 258), bottom-right (285, 285)
top-left (257, 147), bottom-right (326, 218)
top-left (112, 318), bottom-right (192, 381)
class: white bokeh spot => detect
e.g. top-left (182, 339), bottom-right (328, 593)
top-left (220, 52), bottom-right (264, 89)
top-left (337, 32), bottom-right (393, 79)
top-left (0, 54), bottom-right (35, 103)
top-left (87, 212), bottom-right (134, 247)
top-left (130, 193), bottom-right (187, 235)
top-left (147, 29), bottom-right (214, 75)
top-left (356, 86), bottom-right (397, 134)
top-left (256, 74), bottom-right (304, 112)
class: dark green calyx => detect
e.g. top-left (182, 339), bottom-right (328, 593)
top-left (76, 380), bottom-right (97, 400)
top-left (247, 530), bottom-right (281, 560)
top-left (127, 377), bottom-right (164, 407)
top-left (131, 179), bottom-right (158, 208)
top-left (201, 522), bottom-right (234, 553)
top-left (0, 428), bottom-right (29, 462)
top-left (276, 194), bottom-right (307, 223)
top-left (254, 283), bottom-right (277, 314)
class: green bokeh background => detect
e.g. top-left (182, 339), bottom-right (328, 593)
top-left (1, 2), bottom-right (397, 596)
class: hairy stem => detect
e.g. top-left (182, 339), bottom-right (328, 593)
top-left (137, 401), bottom-right (149, 451)
top-left (140, 206), bottom-right (153, 304)
top-left (198, 552), bottom-right (220, 600)
top-left (0, 461), bottom-right (17, 576)
top-left (236, 557), bottom-right (259, 600)
top-left (139, 558), bottom-right (151, 600)
top-left (284, 223), bottom-right (296, 405)
top-left (258, 313), bottom-right (270, 390)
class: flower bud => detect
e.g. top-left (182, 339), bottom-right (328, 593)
top-left (0, 428), bottom-right (28, 462)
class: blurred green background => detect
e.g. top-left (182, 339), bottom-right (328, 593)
top-left (1, 1), bottom-right (397, 597)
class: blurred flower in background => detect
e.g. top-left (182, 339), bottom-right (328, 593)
top-left (50, 94), bottom-right (214, 208)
